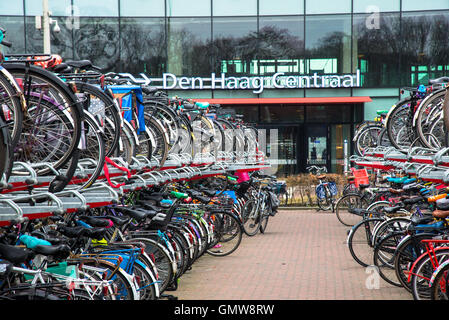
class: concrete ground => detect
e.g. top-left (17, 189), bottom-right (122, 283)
top-left (174, 209), bottom-right (412, 300)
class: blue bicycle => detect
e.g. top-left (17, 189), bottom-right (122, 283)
top-left (307, 165), bottom-right (338, 212)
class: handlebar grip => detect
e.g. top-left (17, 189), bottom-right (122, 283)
top-left (1, 40), bottom-right (12, 48)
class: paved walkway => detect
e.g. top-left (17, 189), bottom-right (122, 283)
top-left (175, 210), bottom-right (412, 300)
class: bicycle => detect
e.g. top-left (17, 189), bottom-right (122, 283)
top-left (306, 165), bottom-right (338, 212)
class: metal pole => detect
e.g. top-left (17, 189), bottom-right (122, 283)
top-left (344, 139), bottom-right (348, 174)
top-left (42, 0), bottom-right (51, 54)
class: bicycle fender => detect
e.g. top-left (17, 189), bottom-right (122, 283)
top-left (429, 259), bottom-right (449, 288)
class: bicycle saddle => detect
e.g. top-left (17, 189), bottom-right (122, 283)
top-left (359, 183), bottom-right (370, 189)
top-left (79, 215), bottom-right (112, 228)
top-left (317, 175), bottom-right (326, 179)
top-left (429, 77), bottom-right (449, 85)
top-left (113, 206), bottom-right (152, 222)
top-left (410, 215), bottom-right (435, 225)
top-left (142, 86), bottom-right (158, 95)
top-left (96, 215), bottom-right (129, 227)
top-left (0, 243), bottom-right (33, 265)
top-left (383, 206), bottom-right (403, 214)
top-left (31, 244), bottom-right (71, 260)
top-left (403, 196), bottom-right (425, 205)
top-left (65, 59), bottom-right (93, 69)
top-left (389, 188), bottom-right (404, 194)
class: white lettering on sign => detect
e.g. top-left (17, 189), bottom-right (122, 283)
top-left (119, 70), bottom-right (361, 93)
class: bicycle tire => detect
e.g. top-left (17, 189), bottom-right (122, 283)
top-left (4, 63), bottom-right (83, 174)
top-left (347, 217), bottom-right (385, 267)
top-left (0, 69), bottom-right (23, 147)
top-left (241, 199), bottom-right (261, 236)
top-left (207, 211), bottom-right (243, 257)
top-left (394, 233), bottom-right (437, 292)
top-left (334, 193), bottom-right (370, 227)
top-left (410, 248), bottom-right (449, 300)
top-left (386, 99), bottom-right (415, 151)
top-left (373, 231), bottom-right (406, 287)
top-left (430, 260), bottom-right (449, 300)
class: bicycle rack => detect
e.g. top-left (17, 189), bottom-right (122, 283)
top-left (0, 146), bottom-right (270, 225)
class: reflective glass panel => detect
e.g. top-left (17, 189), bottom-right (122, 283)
top-left (73, 17), bottom-right (119, 72)
top-left (259, 0), bottom-right (304, 15)
top-left (167, 17), bottom-right (212, 76)
top-left (305, 15), bottom-right (352, 74)
top-left (212, 17), bottom-right (257, 75)
top-left (120, 0), bottom-right (164, 16)
top-left (119, 17), bottom-right (166, 76)
top-left (212, 0), bottom-right (257, 16)
top-left (73, 0), bottom-right (118, 16)
top-left (353, 12), bottom-right (401, 87)
top-left (167, 0), bottom-right (211, 16)
top-left (305, 0), bottom-right (351, 14)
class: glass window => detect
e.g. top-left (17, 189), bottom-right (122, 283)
top-left (305, 14), bottom-right (352, 74)
top-left (212, 0), bottom-right (257, 16)
top-left (119, 17), bottom-right (166, 76)
top-left (120, 0), bottom-right (164, 16)
top-left (400, 11), bottom-right (449, 86)
top-left (167, 17), bottom-right (212, 76)
top-left (25, 16), bottom-right (74, 59)
top-left (353, 12), bottom-right (401, 87)
top-left (305, 0), bottom-right (351, 14)
top-left (167, 0), bottom-right (210, 16)
top-left (0, 1), bottom-right (23, 15)
top-left (73, 17), bottom-right (119, 72)
top-left (0, 16), bottom-right (25, 54)
top-left (259, 0), bottom-right (304, 15)
top-left (212, 17), bottom-right (257, 75)
top-left (402, 0), bottom-right (449, 11)
top-left (25, 0), bottom-right (71, 16)
top-left (353, 0), bottom-right (400, 13)
top-left (73, 0), bottom-right (118, 16)
top-left (306, 105), bottom-right (351, 122)
top-left (258, 16), bottom-right (304, 75)
top-left (221, 105), bottom-right (259, 123)
top-left (260, 105), bottom-right (304, 123)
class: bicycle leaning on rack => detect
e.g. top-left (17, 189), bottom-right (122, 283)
top-left (306, 166), bottom-right (338, 212)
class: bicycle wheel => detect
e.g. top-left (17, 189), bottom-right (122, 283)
top-left (13, 95), bottom-right (77, 175)
top-left (430, 260), bottom-right (449, 300)
top-left (317, 184), bottom-right (334, 211)
top-left (5, 63), bottom-right (83, 174)
top-left (132, 260), bottom-right (157, 300)
top-left (411, 248), bottom-right (449, 300)
top-left (347, 217), bottom-right (385, 267)
top-left (414, 88), bottom-right (445, 149)
top-left (0, 69), bottom-right (23, 147)
top-left (144, 113), bottom-right (169, 166)
top-left (334, 193), bottom-right (369, 227)
top-left (207, 211), bottom-right (243, 257)
top-left (75, 81), bottom-right (122, 157)
top-left (130, 237), bottom-right (175, 293)
top-left (0, 117), bottom-right (12, 183)
top-left (259, 207), bottom-right (270, 234)
top-left (241, 199), bottom-right (261, 236)
top-left (394, 233), bottom-right (436, 292)
top-left (78, 259), bottom-right (137, 300)
top-left (371, 217), bottom-right (410, 247)
top-left (373, 231), bottom-right (406, 287)
top-left (386, 99), bottom-right (415, 151)
top-left (354, 124), bottom-right (382, 156)
top-left (75, 110), bottom-right (106, 189)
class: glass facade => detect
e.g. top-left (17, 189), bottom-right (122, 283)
top-left (1, 0), bottom-right (448, 175)
top-left (1, 0), bottom-right (447, 87)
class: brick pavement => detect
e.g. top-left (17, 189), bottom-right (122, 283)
top-left (174, 210), bottom-right (413, 300)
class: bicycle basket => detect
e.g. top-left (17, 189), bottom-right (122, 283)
top-left (315, 184), bottom-right (327, 199)
top-left (328, 182), bottom-right (338, 196)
